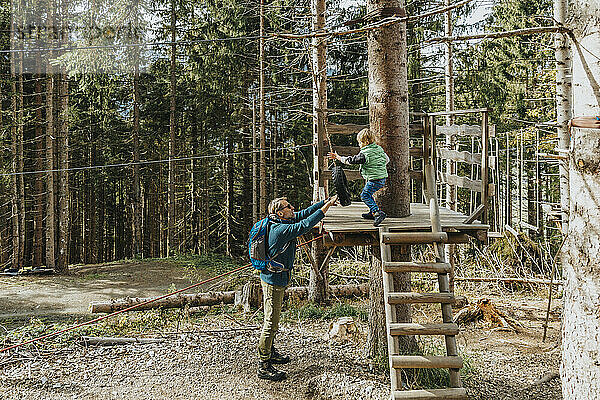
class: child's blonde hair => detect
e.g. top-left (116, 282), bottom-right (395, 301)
top-left (357, 128), bottom-right (375, 147)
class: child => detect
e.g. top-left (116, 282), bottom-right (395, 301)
top-left (328, 128), bottom-right (389, 227)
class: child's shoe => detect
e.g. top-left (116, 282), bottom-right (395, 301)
top-left (373, 211), bottom-right (387, 227)
top-left (361, 212), bottom-right (375, 220)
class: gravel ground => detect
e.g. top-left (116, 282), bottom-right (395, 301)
top-left (0, 310), bottom-right (562, 400)
top-left (1, 320), bottom-right (390, 400)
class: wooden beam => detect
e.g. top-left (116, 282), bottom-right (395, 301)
top-left (382, 232), bottom-right (448, 244)
top-left (439, 172), bottom-right (482, 192)
top-left (327, 122), bottom-right (424, 136)
top-left (393, 388), bottom-right (467, 400)
top-left (463, 204), bottom-right (485, 224)
top-left (383, 261), bottom-right (451, 273)
top-left (326, 123), bottom-right (368, 135)
top-left (436, 124), bottom-right (483, 137)
top-left (437, 148), bottom-right (482, 165)
top-left (323, 233), bottom-right (379, 247)
top-left (387, 292), bottom-right (457, 304)
top-left (323, 168), bottom-right (362, 181)
top-left (389, 323), bottom-right (459, 336)
top-left (330, 145), bottom-right (423, 157)
top-left (391, 355), bottom-right (463, 369)
top-left (427, 108), bottom-right (491, 116)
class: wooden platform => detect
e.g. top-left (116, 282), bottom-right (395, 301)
top-left (320, 202), bottom-right (489, 246)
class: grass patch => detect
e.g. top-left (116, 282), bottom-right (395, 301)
top-left (371, 340), bottom-right (477, 390)
top-left (0, 309), bottom-right (197, 351)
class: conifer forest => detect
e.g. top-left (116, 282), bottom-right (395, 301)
top-left (1, 0), bottom-right (600, 398)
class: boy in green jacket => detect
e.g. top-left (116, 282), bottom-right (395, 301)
top-left (328, 128), bottom-right (389, 226)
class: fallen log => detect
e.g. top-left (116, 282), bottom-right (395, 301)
top-left (90, 291), bottom-right (238, 313)
top-left (90, 283), bottom-right (370, 314)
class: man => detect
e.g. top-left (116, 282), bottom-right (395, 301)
top-left (258, 195), bottom-right (338, 381)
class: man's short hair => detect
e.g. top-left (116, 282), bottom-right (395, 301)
top-left (357, 128), bottom-right (375, 147)
top-left (268, 197), bottom-right (289, 215)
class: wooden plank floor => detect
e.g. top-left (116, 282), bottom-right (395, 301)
top-left (322, 202), bottom-right (489, 233)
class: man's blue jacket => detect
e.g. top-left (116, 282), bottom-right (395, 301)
top-left (260, 200), bottom-right (325, 287)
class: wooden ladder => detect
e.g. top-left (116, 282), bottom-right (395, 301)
top-left (378, 164), bottom-right (467, 400)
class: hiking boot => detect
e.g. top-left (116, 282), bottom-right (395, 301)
top-left (257, 360), bottom-right (287, 381)
top-left (373, 211), bottom-right (387, 227)
top-left (270, 346), bottom-right (290, 364)
top-left (361, 212), bottom-right (375, 220)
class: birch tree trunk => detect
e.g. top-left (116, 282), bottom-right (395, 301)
top-left (366, 0), bottom-right (412, 358)
top-left (562, 1), bottom-right (600, 398)
top-left (555, 0), bottom-right (572, 234)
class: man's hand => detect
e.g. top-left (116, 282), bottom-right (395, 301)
top-left (327, 151), bottom-right (340, 161)
top-left (321, 195), bottom-right (338, 214)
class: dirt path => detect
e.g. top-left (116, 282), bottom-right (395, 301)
top-left (0, 260), bottom-right (207, 319)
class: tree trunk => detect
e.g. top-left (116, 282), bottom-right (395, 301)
top-left (259, 0), bottom-right (267, 216)
top-left (309, 0), bottom-right (329, 304)
top-left (366, 0), bottom-right (412, 358)
top-left (167, 0), bottom-right (177, 256)
top-left (562, 3), bottom-right (600, 398)
top-left (132, 25), bottom-right (142, 258)
top-left (57, 70), bottom-right (70, 272)
top-left (367, 248), bottom-right (387, 359)
top-left (252, 97), bottom-right (258, 222)
top-left (56, 1), bottom-right (70, 272)
top-left (17, 39), bottom-right (25, 269)
top-left (45, 71), bottom-right (56, 270)
top-left (444, 0), bottom-right (456, 292)
top-left (33, 59), bottom-right (44, 267)
top-left (10, 53), bottom-right (20, 270)
top-left (225, 133), bottom-right (234, 256)
top-left (368, 0), bottom-right (410, 218)
top-left (554, 0), bottom-right (571, 234)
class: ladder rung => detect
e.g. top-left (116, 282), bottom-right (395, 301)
top-left (391, 355), bottom-right (463, 369)
top-left (388, 292), bottom-right (456, 304)
top-left (393, 388), bottom-right (467, 400)
top-left (389, 323), bottom-right (459, 336)
top-left (383, 262), bottom-right (451, 273)
top-left (381, 232), bottom-right (448, 245)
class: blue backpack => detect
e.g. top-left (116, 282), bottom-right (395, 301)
top-left (248, 217), bottom-right (290, 272)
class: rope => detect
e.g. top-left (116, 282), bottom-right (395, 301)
top-left (0, 233), bottom-right (326, 353)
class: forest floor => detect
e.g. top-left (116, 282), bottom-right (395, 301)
top-left (0, 258), bottom-right (563, 400)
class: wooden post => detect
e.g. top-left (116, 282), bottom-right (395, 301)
top-left (425, 164), bottom-right (461, 388)
top-left (481, 110), bottom-right (489, 225)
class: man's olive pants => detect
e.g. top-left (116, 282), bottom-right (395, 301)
top-left (258, 280), bottom-right (285, 361)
